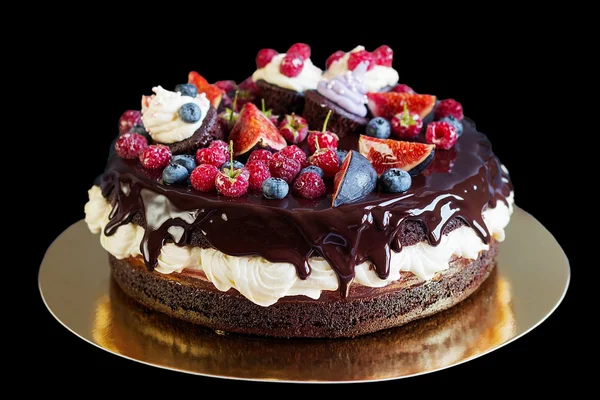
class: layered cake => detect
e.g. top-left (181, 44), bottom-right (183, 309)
top-left (84, 43), bottom-right (514, 338)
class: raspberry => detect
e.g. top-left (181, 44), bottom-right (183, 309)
top-left (307, 131), bottom-right (339, 154)
top-left (139, 145), bottom-right (172, 169)
top-left (119, 110), bottom-right (142, 134)
top-left (392, 84), bottom-right (415, 94)
top-left (115, 133), bottom-right (148, 159)
top-left (309, 148), bottom-right (340, 178)
top-left (326, 50), bottom-right (345, 69)
top-left (214, 80), bottom-right (237, 93)
top-left (373, 45), bottom-right (393, 67)
top-left (279, 145), bottom-right (307, 166)
top-left (347, 50), bottom-right (374, 71)
top-left (215, 169), bottom-right (249, 197)
top-left (196, 147), bottom-right (227, 168)
top-left (425, 121), bottom-right (458, 150)
top-left (256, 48), bottom-right (278, 69)
top-left (208, 140), bottom-right (230, 158)
top-left (434, 99), bottom-right (464, 120)
top-left (269, 152), bottom-right (301, 183)
top-left (292, 172), bottom-right (326, 199)
top-left (248, 149), bottom-right (273, 164)
top-left (246, 160), bottom-right (271, 191)
top-left (279, 54), bottom-right (304, 78)
top-left (287, 43), bottom-right (311, 60)
top-left (190, 164), bottom-right (219, 192)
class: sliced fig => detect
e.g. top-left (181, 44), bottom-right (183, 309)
top-left (367, 92), bottom-right (436, 120)
top-left (358, 135), bottom-right (435, 176)
top-left (229, 103), bottom-right (287, 156)
top-left (332, 150), bottom-right (377, 207)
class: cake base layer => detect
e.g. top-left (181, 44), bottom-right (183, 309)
top-left (109, 243), bottom-right (498, 339)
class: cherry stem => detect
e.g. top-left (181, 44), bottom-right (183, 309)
top-left (230, 90), bottom-right (239, 124)
top-left (322, 109), bottom-right (332, 133)
top-left (229, 140), bottom-right (235, 179)
top-left (261, 98), bottom-right (266, 113)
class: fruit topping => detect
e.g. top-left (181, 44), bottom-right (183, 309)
top-left (279, 53), bottom-right (305, 77)
top-left (300, 165), bottom-right (324, 178)
top-left (261, 98), bottom-right (279, 125)
top-left (178, 102), bottom-right (202, 123)
top-left (262, 177), bottom-right (289, 200)
top-left (237, 77), bottom-right (259, 110)
top-left (380, 168), bottom-right (412, 193)
top-left (425, 121), bottom-right (458, 150)
top-left (348, 50), bottom-right (375, 71)
top-left (162, 163), bottom-right (189, 185)
top-left (248, 149), bottom-right (273, 164)
top-left (367, 92), bottom-right (437, 120)
top-left (140, 145), bottom-right (172, 170)
top-left (391, 84), bottom-right (415, 94)
top-left (115, 133), bottom-right (148, 160)
top-left (373, 45), bottom-right (393, 67)
top-left (307, 110), bottom-right (339, 153)
top-left (208, 140), bottom-right (230, 158)
top-left (196, 147), bottom-right (227, 168)
top-left (221, 160), bottom-right (245, 171)
top-left (279, 113), bottom-right (309, 144)
top-left (335, 150), bottom-right (348, 165)
top-left (218, 90), bottom-right (240, 131)
top-left (229, 103), bottom-right (287, 156)
top-left (246, 160), bottom-right (271, 191)
top-left (309, 147), bottom-right (340, 178)
top-left (119, 110), bottom-right (142, 134)
top-left (293, 172), bottom-right (326, 199)
top-left (332, 150), bottom-right (377, 207)
top-left (172, 154), bottom-right (197, 173)
top-left (214, 80), bottom-right (237, 94)
top-left (365, 117), bottom-right (391, 139)
top-left (215, 141), bottom-right (250, 197)
top-left (434, 98), bottom-right (464, 120)
top-left (256, 48), bottom-right (278, 69)
top-left (191, 164), bottom-right (219, 192)
top-left (358, 135), bottom-right (435, 176)
top-left (326, 50), bottom-right (345, 69)
top-left (279, 145), bottom-right (307, 166)
top-left (390, 103), bottom-right (423, 139)
top-left (129, 125), bottom-right (150, 140)
top-left (174, 83), bottom-right (198, 98)
top-left (188, 71), bottom-right (222, 108)
top-left (269, 152), bottom-right (301, 183)
top-left (287, 43), bottom-right (311, 59)
top-left (438, 115), bottom-right (464, 137)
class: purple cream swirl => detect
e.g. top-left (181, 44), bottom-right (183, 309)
top-left (317, 62), bottom-right (368, 117)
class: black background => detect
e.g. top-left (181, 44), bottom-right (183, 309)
top-left (30, 25), bottom-right (578, 391)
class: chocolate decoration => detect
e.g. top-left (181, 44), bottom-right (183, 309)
top-left (100, 120), bottom-right (512, 297)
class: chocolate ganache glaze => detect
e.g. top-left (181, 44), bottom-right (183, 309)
top-left (100, 119), bottom-right (512, 297)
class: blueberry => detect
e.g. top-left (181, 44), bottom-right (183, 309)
top-left (129, 124), bottom-right (150, 140)
top-left (380, 168), bottom-right (412, 193)
top-left (366, 117), bottom-right (391, 139)
top-left (336, 150), bottom-right (348, 165)
top-left (221, 160), bottom-right (245, 171)
top-left (162, 163), bottom-right (189, 185)
top-left (172, 154), bottom-right (197, 173)
top-left (262, 177), bottom-right (289, 199)
top-left (439, 115), bottom-right (464, 137)
top-left (300, 165), bottom-right (324, 178)
top-left (178, 103), bottom-right (202, 123)
top-left (175, 83), bottom-right (198, 98)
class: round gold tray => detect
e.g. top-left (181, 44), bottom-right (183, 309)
top-left (39, 207), bottom-right (569, 382)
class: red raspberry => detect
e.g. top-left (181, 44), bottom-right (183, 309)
top-left (246, 160), bottom-right (271, 191)
top-left (214, 80), bottom-right (237, 93)
top-left (326, 50), bottom-right (345, 69)
top-left (348, 50), bottom-right (374, 71)
top-left (115, 133), bottom-right (148, 159)
top-left (293, 172), bottom-right (326, 199)
top-left (119, 110), bottom-right (142, 134)
top-left (215, 169), bottom-right (249, 197)
top-left (279, 145), bottom-right (307, 166)
top-left (309, 148), bottom-right (340, 178)
top-left (256, 48), bottom-right (278, 69)
top-left (287, 43), bottom-right (311, 60)
top-left (391, 104), bottom-right (423, 139)
top-left (373, 45), bottom-right (393, 67)
top-left (190, 164), bottom-right (219, 192)
top-left (269, 152), bottom-right (301, 183)
top-left (425, 121), bottom-right (458, 150)
top-left (248, 149), bottom-right (273, 164)
top-left (392, 84), bottom-right (415, 94)
top-left (139, 145), bottom-right (172, 169)
top-left (434, 99), bottom-right (464, 120)
top-left (307, 131), bottom-right (339, 154)
top-left (208, 140), bottom-right (229, 158)
top-left (196, 147), bottom-right (227, 168)
top-left (279, 54), bottom-right (304, 78)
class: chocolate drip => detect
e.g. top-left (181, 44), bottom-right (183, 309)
top-left (101, 121), bottom-right (512, 297)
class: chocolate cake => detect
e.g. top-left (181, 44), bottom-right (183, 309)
top-left (303, 90), bottom-right (368, 138)
top-left (256, 80), bottom-right (306, 116)
top-left (85, 44), bottom-right (514, 339)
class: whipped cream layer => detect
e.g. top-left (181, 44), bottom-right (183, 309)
top-left (323, 46), bottom-right (399, 92)
top-left (317, 62), bottom-right (369, 117)
top-left (85, 185), bottom-right (514, 307)
top-left (252, 53), bottom-right (323, 93)
top-left (141, 86), bottom-right (210, 144)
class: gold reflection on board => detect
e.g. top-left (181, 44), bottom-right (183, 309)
top-left (91, 267), bottom-right (516, 381)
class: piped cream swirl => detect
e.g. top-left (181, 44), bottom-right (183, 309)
top-left (317, 62), bottom-right (369, 116)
